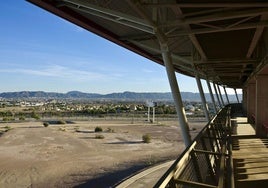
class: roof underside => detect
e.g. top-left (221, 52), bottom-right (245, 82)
top-left (27, 0), bottom-right (268, 88)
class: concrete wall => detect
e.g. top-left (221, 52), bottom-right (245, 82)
top-left (243, 87), bottom-right (247, 115)
top-left (245, 65), bottom-right (268, 136)
top-left (255, 66), bottom-right (268, 136)
top-left (246, 79), bottom-right (256, 124)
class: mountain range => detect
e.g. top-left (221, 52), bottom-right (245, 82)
top-left (0, 91), bottom-right (242, 102)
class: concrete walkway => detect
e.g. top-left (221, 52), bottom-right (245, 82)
top-left (232, 116), bottom-right (268, 188)
top-left (115, 160), bottom-right (174, 188)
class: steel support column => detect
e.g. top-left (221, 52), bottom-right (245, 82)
top-left (217, 85), bottom-right (225, 106)
top-left (195, 75), bottom-right (210, 121)
top-left (159, 43), bottom-right (191, 147)
top-left (213, 83), bottom-right (222, 108)
top-left (223, 86), bottom-right (230, 104)
top-left (234, 88), bottom-right (240, 103)
top-left (206, 80), bottom-right (217, 113)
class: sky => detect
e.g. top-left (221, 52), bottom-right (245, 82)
top-left (0, 1), bottom-right (241, 95)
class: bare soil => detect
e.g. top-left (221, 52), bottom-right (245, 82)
top-left (0, 118), bottom-right (206, 188)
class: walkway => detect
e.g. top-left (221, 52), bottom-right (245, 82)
top-left (115, 160), bottom-right (174, 188)
top-left (232, 116), bottom-right (268, 188)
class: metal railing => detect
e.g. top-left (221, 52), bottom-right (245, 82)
top-left (154, 105), bottom-right (234, 188)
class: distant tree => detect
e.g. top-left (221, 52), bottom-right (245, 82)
top-left (19, 116), bottom-right (25, 121)
top-left (156, 107), bottom-right (164, 114)
top-left (31, 111), bottom-right (40, 120)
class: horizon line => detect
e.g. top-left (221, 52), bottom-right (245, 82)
top-left (0, 90), bottom-right (242, 95)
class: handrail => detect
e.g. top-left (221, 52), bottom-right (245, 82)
top-left (154, 105), bottom-right (235, 188)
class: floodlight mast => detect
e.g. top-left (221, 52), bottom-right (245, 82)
top-left (152, 106), bottom-right (155, 123)
top-left (146, 101), bottom-right (156, 123)
top-left (147, 105), bottom-right (150, 122)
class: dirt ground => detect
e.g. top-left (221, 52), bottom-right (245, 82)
top-left (0, 118), bottom-right (206, 188)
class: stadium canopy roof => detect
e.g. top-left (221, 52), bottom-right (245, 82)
top-left (27, 0), bottom-right (268, 89)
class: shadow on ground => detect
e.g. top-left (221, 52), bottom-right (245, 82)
top-left (73, 164), bottom-right (147, 188)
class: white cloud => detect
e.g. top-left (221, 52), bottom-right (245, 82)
top-left (142, 69), bottom-right (154, 73)
top-left (0, 65), bottom-right (106, 81)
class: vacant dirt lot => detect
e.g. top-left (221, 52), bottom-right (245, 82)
top-left (0, 118), bottom-right (205, 188)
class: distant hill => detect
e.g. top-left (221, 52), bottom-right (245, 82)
top-left (0, 91), bottom-right (242, 102)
